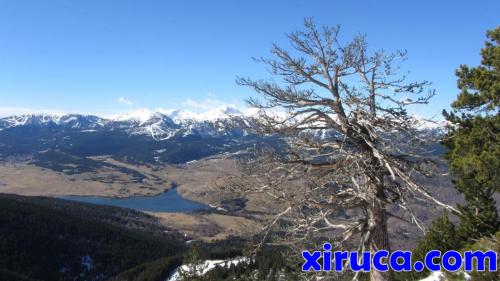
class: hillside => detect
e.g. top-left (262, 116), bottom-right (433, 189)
top-left (0, 194), bottom-right (186, 281)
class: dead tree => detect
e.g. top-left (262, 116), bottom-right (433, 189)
top-left (229, 19), bottom-right (457, 281)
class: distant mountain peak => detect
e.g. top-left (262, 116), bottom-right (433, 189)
top-left (114, 106), bottom-right (243, 124)
top-left (113, 109), bottom-right (162, 125)
top-left (193, 106), bottom-right (242, 122)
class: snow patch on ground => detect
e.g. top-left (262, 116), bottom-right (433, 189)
top-left (419, 271), bottom-right (471, 281)
top-left (167, 257), bottom-right (249, 281)
top-left (208, 204), bottom-right (227, 212)
top-left (419, 271), bottom-right (443, 281)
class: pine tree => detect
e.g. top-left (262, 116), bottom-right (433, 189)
top-left (443, 27), bottom-right (500, 242)
top-left (178, 244), bottom-right (204, 281)
top-left (394, 213), bottom-right (459, 281)
top-left (412, 213), bottom-right (459, 261)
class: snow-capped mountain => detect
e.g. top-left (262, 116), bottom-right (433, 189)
top-left (0, 107), bottom-right (264, 165)
top-left (115, 106), bottom-right (243, 123)
top-left (0, 107), bottom-right (246, 139)
top-left (0, 113), bottom-right (108, 131)
top-left (108, 106), bottom-right (246, 140)
top-left (0, 107), bottom-right (446, 140)
top-left (0, 107), bottom-right (446, 166)
top-left (111, 109), bottom-right (181, 140)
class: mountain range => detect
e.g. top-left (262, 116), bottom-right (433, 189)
top-left (0, 107), bottom-right (275, 169)
top-left (0, 107), bottom-right (445, 167)
top-left (0, 106), bottom-right (248, 139)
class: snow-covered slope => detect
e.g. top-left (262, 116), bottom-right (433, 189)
top-left (108, 107), bottom-right (245, 140)
top-left (114, 106), bottom-right (243, 124)
top-left (167, 257), bottom-right (249, 281)
top-left (0, 107), bottom-right (248, 141)
top-left (0, 113), bottom-right (108, 131)
top-left (0, 108), bottom-right (448, 167)
top-left (0, 107), bottom-right (446, 141)
top-left (113, 108), bottom-right (160, 125)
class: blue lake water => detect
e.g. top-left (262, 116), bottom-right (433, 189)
top-left (57, 188), bottom-right (209, 212)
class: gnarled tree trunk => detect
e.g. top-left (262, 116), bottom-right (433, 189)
top-left (367, 194), bottom-right (394, 281)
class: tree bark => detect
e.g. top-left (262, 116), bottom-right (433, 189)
top-left (367, 187), bottom-right (394, 281)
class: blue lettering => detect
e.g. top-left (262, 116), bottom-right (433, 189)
top-left (350, 252), bottom-right (371, 272)
top-left (442, 251), bottom-right (462, 272)
top-left (425, 250), bottom-right (441, 271)
top-left (323, 243), bottom-right (332, 271)
top-left (464, 251), bottom-right (497, 271)
top-left (390, 251), bottom-right (412, 272)
top-left (302, 251), bottom-right (321, 271)
top-left (372, 250), bottom-right (389, 271)
top-left (334, 251), bottom-right (348, 271)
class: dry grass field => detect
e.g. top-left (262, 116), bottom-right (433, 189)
top-left (150, 212), bottom-right (263, 241)
top-left (0, 154), bottom-right (473, 249)
top-left (0, 160), bottom-right (171, 197)
top-left (0, 155), bottom-right (239, 199)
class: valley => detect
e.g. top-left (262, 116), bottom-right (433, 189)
top-left (0, 151), bottom-right (267, 241)
top-left (0, 150), bottom-right (466, 248)
top-left (1, 4), bottom-right (498, 280)
top-left (0, 111), bottom-right (478, 279)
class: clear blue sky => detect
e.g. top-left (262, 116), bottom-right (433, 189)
top-left (0, 0), bottom-right (498, 118)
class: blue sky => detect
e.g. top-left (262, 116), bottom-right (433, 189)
top-left (0, 0), bottom-right (498, 118)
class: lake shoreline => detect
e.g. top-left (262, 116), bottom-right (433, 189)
top-left (55, 186), bottom-right (211, 213)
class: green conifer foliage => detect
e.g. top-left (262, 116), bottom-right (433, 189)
top-left (396, 213), bottom-right (459, 280)
top-left (443, 27), bottom-right (500, 242)
top-left (413, 213), bottom-right (460, 261)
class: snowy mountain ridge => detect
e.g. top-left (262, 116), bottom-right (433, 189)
top-left (0, 107), bottom-right (248, 141)
top-left (0, 107), bottom-right (446, 141)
